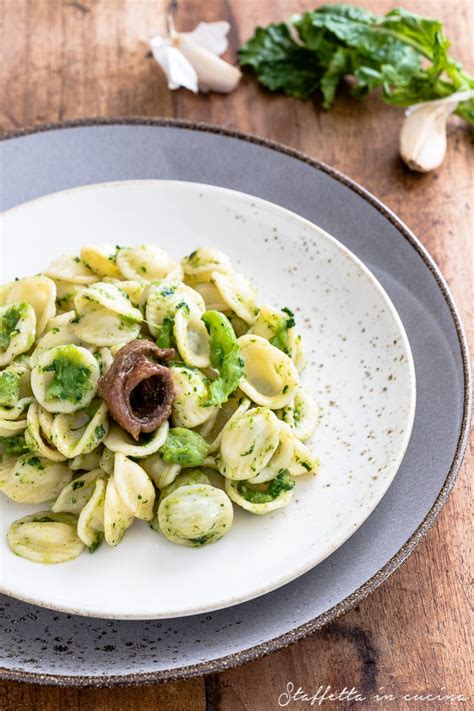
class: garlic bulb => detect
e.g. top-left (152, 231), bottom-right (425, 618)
top-left (400, 90), bottom-right (474, 172)
top-left (150, 18), bottom-right (241, 94)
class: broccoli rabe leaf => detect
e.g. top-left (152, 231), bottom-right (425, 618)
top-left (202, 310), bottom-right (244, 407)
top-left (160, 428), bottom-right (209, 468)
top-left (239, 4), bottom-right (474, 120)
top-left (238, 23), bottom-right (325, 100)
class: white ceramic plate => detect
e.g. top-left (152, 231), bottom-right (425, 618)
top-left (0, 181), bottom-right (416, 619)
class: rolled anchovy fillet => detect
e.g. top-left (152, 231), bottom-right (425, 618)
top-left (98, 340), bottom-right (175, 440)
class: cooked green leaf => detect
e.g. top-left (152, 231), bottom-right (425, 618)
top-left (202, 310), bottom-right (244, 407)
top-left (160, 428), bottom-right (209, 468)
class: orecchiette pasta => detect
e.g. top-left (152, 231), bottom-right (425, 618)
top-left (114, 453), bottom-right (155, 520)
top-left (197, 396), bottom-right (251, 453)
top-left (80, 245), bottom-right (122, 279)
top-left (102, 278), bottom-right (147, 306)
top-left (75, 282), bottom-right (143, 323)
top-left (25, 402), bottom-right (67, 462)
top-left (287, 438), bottom-right (319, 477)
top-left (159, 469), bottom-right (211, 501)
top-left (282, 385), bottom-right (319, 441)
top-left (211, 271), bottom-right (259, 324)
top-left (250, 305), bottom-right (307, 372)
top-left (117, 245), bottom-right (183, 282)
top-left (77, 477), bottom-right (106, 551)
top-left (45, 255), bottom-right (99, 285)
top-left (157, 483), bottom-right (234, 547)
top-left (219, 407), bottom-right (281, 481)
top-left (54, 281), bottom-right (87, 312)
top-left (71, 302), bottom-right (141, 347)
top-left (0, 416), bottom-right (28, 437)
top-left (7, 512), bottom-right (85, 564)
top-left (248, 420), bottom-right (295, 484)
top-left (0, 302), bottom-right (36, 367)
top-left (31, 311), bottom-right (82, 365)
top-left (171, 365), bottom-right (217, 428)
top-left (142, 453), bottom-right (181, 489)
top-left (6, 276), bottom-right (57, 337)
top-left (52, 468), bottom-right (105, 514)
top-left (182, 248), bottom-right (232, 282)
top-left (99, 447), bottom-right (115, 475)
top-left (225, 470), bottom-right (296, 515)
top-left (31, 344), bottom-right (100, 414)
top-left (1, 454), bottom-right (72, 504)
top-left (103, 476), bottom-right (134, 546)
top-left (173, 306), bottom-right (211, 368)
top-left (104, 421), bottom-right (169, 458)
top-left (237, 335), bottom-right (299, 409)
top-left (69, 450), bottom-right (103, 472)
top-left (145, 281), bottom-right (205, 338)
top-left (1, 244), bottom-right (319, 563)
top-left (50, 402), bottom-right (109, 458)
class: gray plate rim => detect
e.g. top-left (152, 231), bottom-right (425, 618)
top-left (0, 118), bottom-right (471, 687)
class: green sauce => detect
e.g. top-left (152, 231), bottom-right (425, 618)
top-left (44, 346), bottom-right (92, 403)
top-left (269, 307), bottom-right (296, 356)
top-left (0, 368), bottom-right (21, 407)
top-left (237, 469), bottom-right (295, 504)
top-left (0, 303), bottom-right (28, 351)
top-left (0, 433), bottom-right (30, 456)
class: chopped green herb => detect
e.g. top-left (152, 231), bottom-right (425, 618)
top-left (26, 457), bottom-right (45, 470)
top-left (88, 532), bottom-right (103, 554)
top-left (72, 480), bottom-right (85, 491)
top-left (94, 424), bottom-right (106, 440)
top-left (33, 516), bottom-right (56, 524)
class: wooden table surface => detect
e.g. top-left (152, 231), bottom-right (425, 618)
top-left (1, 0), bottom-right (472, 708)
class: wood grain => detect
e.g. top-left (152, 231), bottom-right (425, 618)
top-left (0, 1), bottom-right (472, 709)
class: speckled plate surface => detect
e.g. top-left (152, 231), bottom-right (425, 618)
top-left (1, 179), bottom-right (416, 620)
top-left (0, 121), bottom-right (470, 686)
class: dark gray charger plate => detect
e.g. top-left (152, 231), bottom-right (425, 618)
top-left (0, 120), bottom-right (471, 687)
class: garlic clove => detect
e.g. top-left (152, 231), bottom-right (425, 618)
top-left (150, 19), bottom-right (241, 95)
top-left (400, 102), bottom-right (451, 172)
top-left (173, 34), bottom-right (242, 94)
top-left (400, 89), bottom-right (474, 172)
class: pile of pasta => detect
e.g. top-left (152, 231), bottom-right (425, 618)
top-left (0, 245), bottom-right (319, 564)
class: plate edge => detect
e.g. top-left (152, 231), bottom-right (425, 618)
top-left (0, 117), bottom-right (471, 688)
